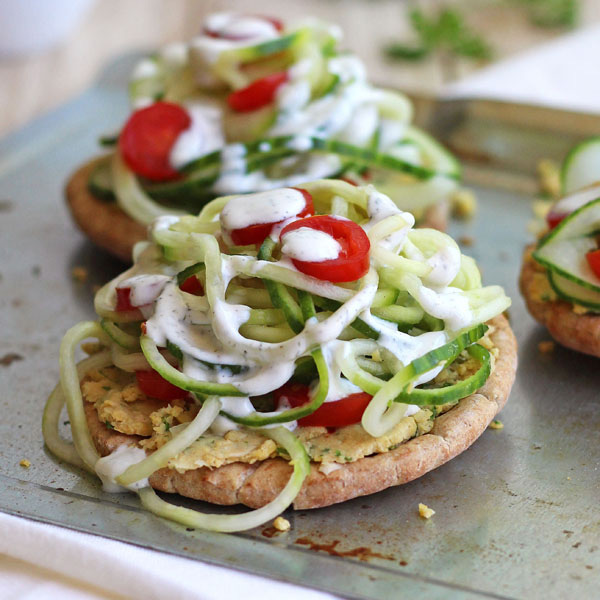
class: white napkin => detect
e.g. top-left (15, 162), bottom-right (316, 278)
top-left (0, 512), bottom-right (341, 600)
top-left (444, 24), bottom-right (600, 114)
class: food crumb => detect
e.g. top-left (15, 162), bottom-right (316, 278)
top-left (418, 503), bottom-right (435, 519)
top-left (573, 304), bottom-right (589, 315)
top-left (19, 459), bottom-right (31, 468)
top-left (451, 189), bottom-right (476, 219)
top-left (537, 158), bottom-right (561, 198)
top-left (459, 235), bottom-right (474, 246)
top-left (273, 516), bottom-right (290, 532)
top-left (71, 266), bottom-right (88, 283)
top-left (489, 419), bottom-right (504, 430)
top-left (538, 341), bottom-right (555, 354)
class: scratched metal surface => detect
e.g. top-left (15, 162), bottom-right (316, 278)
top-left (0, 55), bottom-right (598, 600)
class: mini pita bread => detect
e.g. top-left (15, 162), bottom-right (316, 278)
top-left (520, 245), bottom-right (600, 357)
top-left (84, 315), bottom-right (516, 510)
top-left (65, 159), bottom-right (450, 262)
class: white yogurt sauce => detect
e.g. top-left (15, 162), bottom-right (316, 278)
top-left (131, 59), bottom-right (159, 81)
top-left (95, 445), bottom-right (149, 493)
top-left (281, 227), bottom-right (341, 262)
top-left (190, 13), bottom-right (280, 66)
top-left (118, 274), bottom-right (171, 307)
top-left (169, 104), bottom-right (225, 170)
top-left (220, 188), bottom-right (306, 231)
top-left (423, 245), bottom-right (462, 288)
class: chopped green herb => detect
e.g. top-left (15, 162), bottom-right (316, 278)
top-left (105, 421), bottom-right (115, 430)
top-left (63, 420), bottom-right (70, 426)
top-left (162, 417), bottom-right (171, 432)
top-left (335, 450), bottom-right (342, 457)
top-left (102, 386), bottom-right (111, 391)
top-left (385, 8), bottom-right (492, 64)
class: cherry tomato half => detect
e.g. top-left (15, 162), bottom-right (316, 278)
top-left (115, 287), bottom-right (135, 312)
top-left (274, 383), bottom-right (372, 428)
top-left (546, 210), bottom-right (568, 230)
top-left (119, 102), bottom-right (191, 182)
top-left (179, 275), bottom-right (204, 295)
top-left (228, 188), bottom-right (314, 246)
top-left (280, 215), bottom-right (371, 282)
top-left (586, 249), bottom-right (600, 279)
top-left (227, 71), bottom-right (288, 112)
top-left (135, 370), bottom-right (187, 401)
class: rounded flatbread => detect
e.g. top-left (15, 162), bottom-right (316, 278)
top-left (83, 314), bottom-right (516, 510)
top-left (65, 159), bottom-right (147, 262)
top-left (65, 159), bottom-right (450, 262)
top-left (520, 245), bottom-right (600, 357)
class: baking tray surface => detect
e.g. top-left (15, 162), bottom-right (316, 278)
top-left (0, 55), bottom-right (598, 600)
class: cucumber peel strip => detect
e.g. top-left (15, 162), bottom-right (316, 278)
top-left (361, 324), bottom-right (487, 437)
top-left (136, 426), bottom-right (310, 532)
top-left (393, 344), bottom-right (490, 406)
top-left (140, 335), bottom-right (245, 396)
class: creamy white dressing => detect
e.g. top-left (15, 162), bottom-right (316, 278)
top-left (205, 13), bottom-right (280, 41)
top-left (190, 13), bottom-right (280, 66)
top-left (423, 245), bottom-right (462, 288)
top-left (169, 104), bottom-right (224, 170)
top-left (220, 188), bottom-right (306, 231)
top-left (413, 285), bottom-right (472, 332)
top-left (212, 150), bottom-right (341, 195)
top-left (118, 274), bottom-right (171, 307)
top-left (281, 227), bottom-right (341, 262)
top-left (95, 445), bottom-right (149, 493)
top-left (132, 59), bottom-right (159, 81)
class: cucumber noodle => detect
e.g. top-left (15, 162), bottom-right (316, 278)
top-left (44, 179), bottom-right (510, 532)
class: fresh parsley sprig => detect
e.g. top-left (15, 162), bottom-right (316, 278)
top-left (385, 8), bottom-right (493, 63)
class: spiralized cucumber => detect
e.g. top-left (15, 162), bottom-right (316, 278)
top-left (137, 426), bottom-right (310, 532)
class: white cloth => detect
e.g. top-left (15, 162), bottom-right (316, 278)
top-left (0, 512), bottom-right (340, 600)
top-left (444, 24), bottom-right (600, 115)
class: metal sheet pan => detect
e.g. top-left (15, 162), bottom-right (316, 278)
top-left (0, 55), bottom-right (598, 600)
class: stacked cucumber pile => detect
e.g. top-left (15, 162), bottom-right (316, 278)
top-left (534, 137), bottom-right (600, 309)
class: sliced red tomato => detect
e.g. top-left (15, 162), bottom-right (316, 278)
top-left (135, 370), bottom-right (187, 401)
top-left (274, 383), bottom-right (372, 428)
top-left (119, 102), bottom-right (191, 182)
top-left (179, 275), bottom-right (204, 295)
top-left (586, 249), bottom-right (600, 279)
top-left (204, 15), bottom-right (283, 39)
top-left (228, 188), bottom-right (314, 246)
top-left (280, 215), bottom-right (371, 282)
top-left (227, 71), bottom-right (288, 112)
top-left (115, 287), bottom-right (135, 312)
top-left (546, 210), bottom-right (568, 230)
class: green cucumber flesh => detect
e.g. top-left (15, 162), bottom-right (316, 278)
top-left (561, 136), bottom-right (600, 194)
top-left (548, 271), bottom-right (600, 311)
